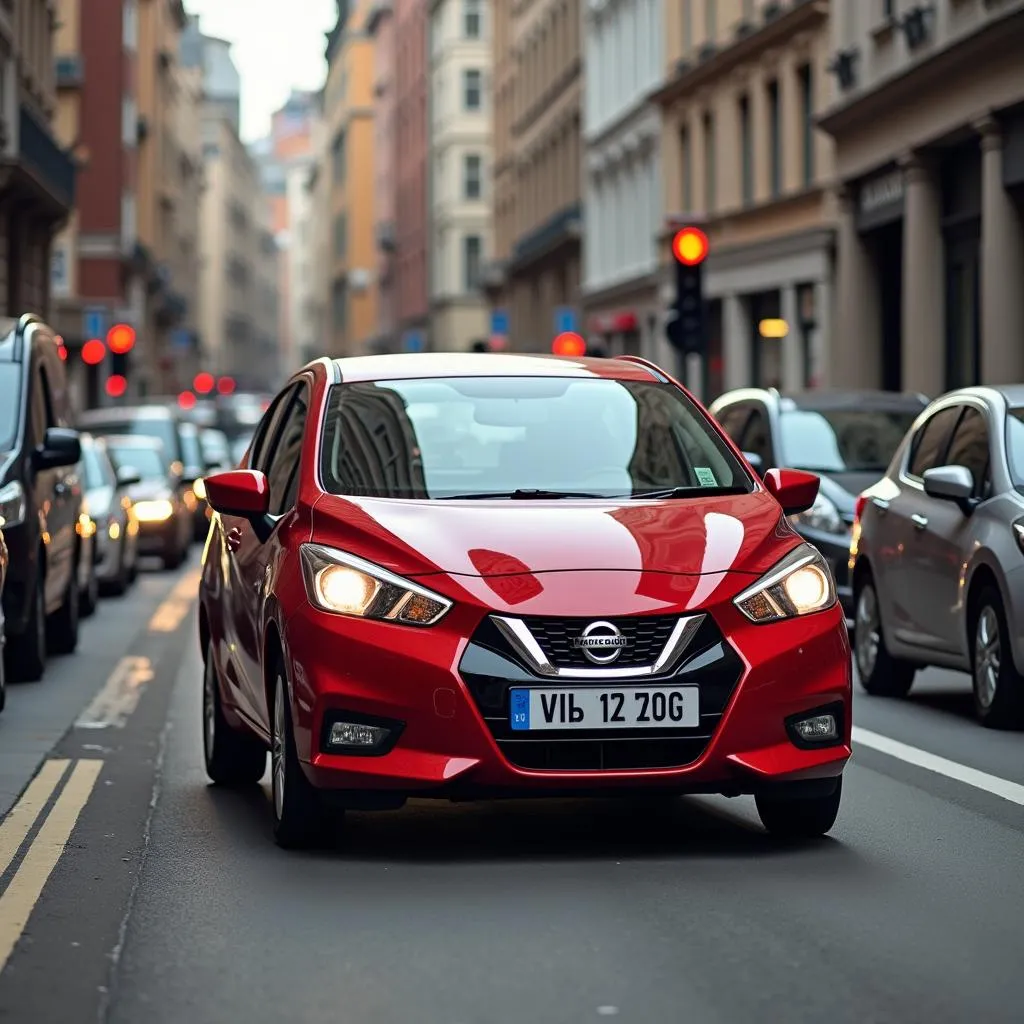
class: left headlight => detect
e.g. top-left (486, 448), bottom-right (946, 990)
top-left (733, 543), bottom-right (837, 624)
top-left (789, 491), bottom-right (845, 535)
top-left (299, 543), bottom-right (453, 626)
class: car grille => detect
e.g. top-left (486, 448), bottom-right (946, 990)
top-left (522, 614), bottom-right (678, 669)
top-left (459, 614), bottom-right (744, 772)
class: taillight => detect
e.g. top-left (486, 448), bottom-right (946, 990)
top-left (853, 495), bottom-right (867, 526)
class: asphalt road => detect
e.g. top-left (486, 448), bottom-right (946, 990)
top-left (0, 552), bottom-right (1020, 1023)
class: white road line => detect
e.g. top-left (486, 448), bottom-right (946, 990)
top-left (76, 657), bottom-right (154, 729)
top-left (853, 726), bottom-right (1024, 806)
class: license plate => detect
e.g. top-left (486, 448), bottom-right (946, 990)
top-left (509, 686), bottom-right (699, 731)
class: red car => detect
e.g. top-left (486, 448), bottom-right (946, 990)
top-left (199, 354), bottom-right (852, 848)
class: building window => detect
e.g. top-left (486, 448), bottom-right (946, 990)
top-left (767, 80), bottom-right (781, 197)
top-left (121, 97), bottom-right (136, 146)
top-left (680, 126), bottom-right (692, 211)
top-left (464, 0), bottom-right (481, 38)
top-left (464, 234), bottom-right (482, 291)
top-left (703, 112), bottom-right (715, 212)
top-left (332, 131), bottom-right (346, 185)
top-left (799, 64), bottom-right (814, 185)
top-left (464, 154), bottom-right (482, 199)
top-left (704, 0), bottom-right (716, 41)
top-left (332, 279), bottom-right (348, 331)
top-left (463, 68), bottom-right (482, 110)
top-left (333, 213), bottom-right (347, 260)
top-left (682, 0), bottom-right (691, 55)
top-left (739, 95), bottom-right (752, 205)
top-left (881, 0), bottom-right (896, 19)
top-left (122, 0), bottom-right (138, 50)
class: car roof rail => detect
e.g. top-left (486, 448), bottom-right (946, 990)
top-left (614, 354), bottom-right (670, 382)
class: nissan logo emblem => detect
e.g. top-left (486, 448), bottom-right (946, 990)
top-left (572, 621), bottom-right (631, 665)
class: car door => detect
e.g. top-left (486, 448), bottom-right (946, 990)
top-left (226, 385), bottom-right (301, 724)
top-left (903, 404), bottom-right (991, 656)
top-left (882, 404), bottom-right (962, 648)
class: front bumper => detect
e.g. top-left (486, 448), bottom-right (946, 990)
top-left (281, 599), bottom-right (852, 801)
top-left (137, 519), bottom-right (179, 558)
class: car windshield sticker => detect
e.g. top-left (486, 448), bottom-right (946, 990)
top-left (695, 466), bottom-right (717, 487)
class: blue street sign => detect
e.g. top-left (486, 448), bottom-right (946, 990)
top-left (83, 306), bottom-right (107, 341)
top-left (554, 306), bottom-right (576, 335)
top-left (490, 308), bottom-right (509, 336)
top-left (403, 330), bottom-right (425, 353)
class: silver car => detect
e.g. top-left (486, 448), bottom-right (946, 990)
top-left (851, 385), bottom-right (1024, 729)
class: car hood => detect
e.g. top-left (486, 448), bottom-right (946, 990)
top-left (311, 491), bottom-right (795, 581)
top-left (127, 480), bottom-right (173, 502)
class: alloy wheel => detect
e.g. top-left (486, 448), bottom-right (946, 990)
top-left (272, 679), bottom-right (286, 822)
top-left (974, 606), bottom-right (1001, 709)
top-left (855, 584), bottom-right (880, 680)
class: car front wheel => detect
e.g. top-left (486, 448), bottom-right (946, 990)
top-left (756, 778), bottom-right (842, 839)
top-left (854, 574), bottom-right (915, 697)
top-left (47, 561), bottom-right (80, 655)
top-left (971, 587), bottom-right (1024, 730)
top-left (202, 644), bottom-right (267, 785)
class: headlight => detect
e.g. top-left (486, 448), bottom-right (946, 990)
top-left (0, 480), bottom-right (26, 528)
top-left (299, 543), bottom-right (453, 626)
top-left (790, 491), bottom-right (845, 535)
top-left (193, 477), bottom-right (207, 501)
top-left (134, 499), bottom-right (174, 522)
top-left (734, 543), bottom-right (837, 624)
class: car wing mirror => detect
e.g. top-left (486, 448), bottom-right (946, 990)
top-left (922, 465), bottom-right (975, 509)
top-left (763, 467), bottom-right (820, 516)
top-left (203, 469), bottom-right (270, 520)
top-left (33, 427), bottom-right (82, 471)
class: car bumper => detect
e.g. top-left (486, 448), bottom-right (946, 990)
top-left (136, 519), bottom-right (180, 558)
top-left (278, 601), bottom-right (852, 801)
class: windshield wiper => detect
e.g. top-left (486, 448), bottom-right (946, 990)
top-left (439, 488), bottom-right (608, 500)
top-left (629, 485), bottom-right (750, 500)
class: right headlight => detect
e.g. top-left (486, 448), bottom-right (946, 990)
top-left (299, 543), bottom-right (453, 626)
top-left (0, 481), bottom-right (26, 528)
top-left (733, 543), bottom-right (837, 624)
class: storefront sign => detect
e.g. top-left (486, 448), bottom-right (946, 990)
top-left (857, 168), bottom-right (905, 231)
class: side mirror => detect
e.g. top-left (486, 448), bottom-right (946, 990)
top-left (203, 469), bottom-right (270, 519)
top-left (116, 465), bottom-right (142, 487)
top-left (742, 451), bottom-right (763, 472)
top-left (34, 427), bottom-right (81, 471)
top-left (923, 465), bottom-right (974, 505)
top-left (763, 467), bottom-right (820, 516)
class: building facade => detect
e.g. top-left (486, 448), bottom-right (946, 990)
top-left (820, 0), bottom-right (1024, 394)
top-left (395, 0), bottom-right (430, 350)
top-left (368, 1), bottom-right (397, 353)
top-left (582, 0), bottom-right (664, 362)
top-left (3, 0), bottom-right (76, 334)
top-left (428, 0), bottom-right (492, 352)
top-left (285, 157), bottom-right (319, 367)
top-left (324, 0), bottom-right (378, 356)
top-left (655, 0), bottom-right (835, 401)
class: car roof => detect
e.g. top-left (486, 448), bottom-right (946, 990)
top-left (78, 405), bottom-right (175, 422)
top-left (327, 352), bottom-right (662, 383)
top-left (979, 384), bottom-right (1024, 406)
top-left (780, 389), bottom-right (929, 411)
top-left (101, 433), bottom-right (165, 449)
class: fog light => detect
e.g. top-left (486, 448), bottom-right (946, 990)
top-left (328, 721), bottom-right (389, 749)
top-left (793, 714), bottom-right (838, 743)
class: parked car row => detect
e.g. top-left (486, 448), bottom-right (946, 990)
top-left (710, 385), bottom-right (1024, 730)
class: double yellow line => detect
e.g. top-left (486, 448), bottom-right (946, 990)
top-left (0, 759), bottom-right (103, 974)
top-left (147, 568), bottom-right (201, 633)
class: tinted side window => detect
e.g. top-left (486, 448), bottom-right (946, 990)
top-left (250, 386), bottom-right (297, 473)
top-left (264, 389), bottom-right (308, 515)
top-left (945, 406), bottom-right (990, 497)
top-left (716, 405), bottom-right (750, 443)
top-left (739, 406), bottom-right (773, 467)
top-left (908, 407), bottom-right (960, 478)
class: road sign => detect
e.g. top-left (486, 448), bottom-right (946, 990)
top-left (83, 306), bottom-right (107, 341)
top-left (403, 330), bottom-right (425, 353)
top-left (490, 309), bottom-right (509, 336)
top-left (554, 306), bottom-right (576, 335)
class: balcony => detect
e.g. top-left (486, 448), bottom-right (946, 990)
top-left (510, 203), bottom-right (582, 270)
top-left (1, 104), bottom-right (77, 216)
top-left (55, 55), bottom-right (84, 89)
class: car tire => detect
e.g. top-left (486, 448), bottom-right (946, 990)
top-left (270, 668), bottom-right (330, 850)
top-left (8, 575), bottom-right (47, 682)
top-left (47, 561), bottom-right (79, 656)
top-left (970, 587), bottom-right (1024, 730)
top-left (0, 633), bottom-right (7, 711)
top-left (756, 778), bottom-right (842, 839)
top-left (853, 573), bottom-right (915, 697)
top-left (81, 561), bottom-right (99, 617)
top-left (106, 544), bottom-right (129, 597)
top-left (202, 644), bottom-right (267, 785)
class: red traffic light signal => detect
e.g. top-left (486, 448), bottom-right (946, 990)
top-left (672, 226), bottom-right (709, 267)
top-left (552, 331), bottom-right (587, 357)
top-left (107, 323), bottom-right (136, 354)
top-left (105, 374), bottom-right (128, 398)
top-left (194, 371), bottom-right (215, 394)
top-left (178, 391), bottom-right (197, 410)
top-left (81, 339), bottom-right (106, 365)
top-left (217, 376), bottom-right (236, 395)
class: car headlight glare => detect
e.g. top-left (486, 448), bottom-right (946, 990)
top-left (790, 491), bottom-right (845, 535)
top-left (734, 543), bottom-right (837, 623)
top-left (300, 543), bottom-right (452, 626)
top-left (193, 477), bottom-right (207, 501)
top-left (0, 480), bottom-right (26, 528)
top-left (134, 499), bottom-right (174, 522)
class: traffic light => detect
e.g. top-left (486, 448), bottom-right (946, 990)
top-left (107, 324), bottom-right (135, 388)
top-left (666, 226), bottom-right (709, 356)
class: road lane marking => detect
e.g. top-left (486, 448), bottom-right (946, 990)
top-left (0, 761), bottom-right (70, 881)
top-left (853, 726), bottom-right (1024, 806)
top-left (0, 759), bottom-right (103, 973)
top-left (76, 657), bottom-right (154, 729)
top-left (147, 568), bottom-right (201, 632)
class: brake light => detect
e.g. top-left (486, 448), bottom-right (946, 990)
top-left (853, 495), bottom-right (867, 526)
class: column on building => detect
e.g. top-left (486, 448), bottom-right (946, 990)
top-left (977, 116), bottom-right (1024, 383)
top-left (811, 276), bottom-right (832, 389)
top-left (900, 152), bottom-right (945, 396)
top-left (780, 285), bottom-right (803, 392)
top-left (829, 185), bottom-right (880, 389)
top-left (722, 293), bottom-right (751, 390)
top-left (751, 66), bottom-right (770, 203)
top-left (779, 52), bottom-right (801, 194)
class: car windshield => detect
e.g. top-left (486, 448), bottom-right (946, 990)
top-left (778, 407), bottom-right (920, 473)
top-left (319, 376), bottom-right (752, 499)
top-left (1007, 407), bottom-right (1024, 493)
top-left (84, 418), bottom-right (181, 463)
top-left (107, 444), bottom-right (167, 482)
top-left (0, 364), bottom-right (19, 451)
